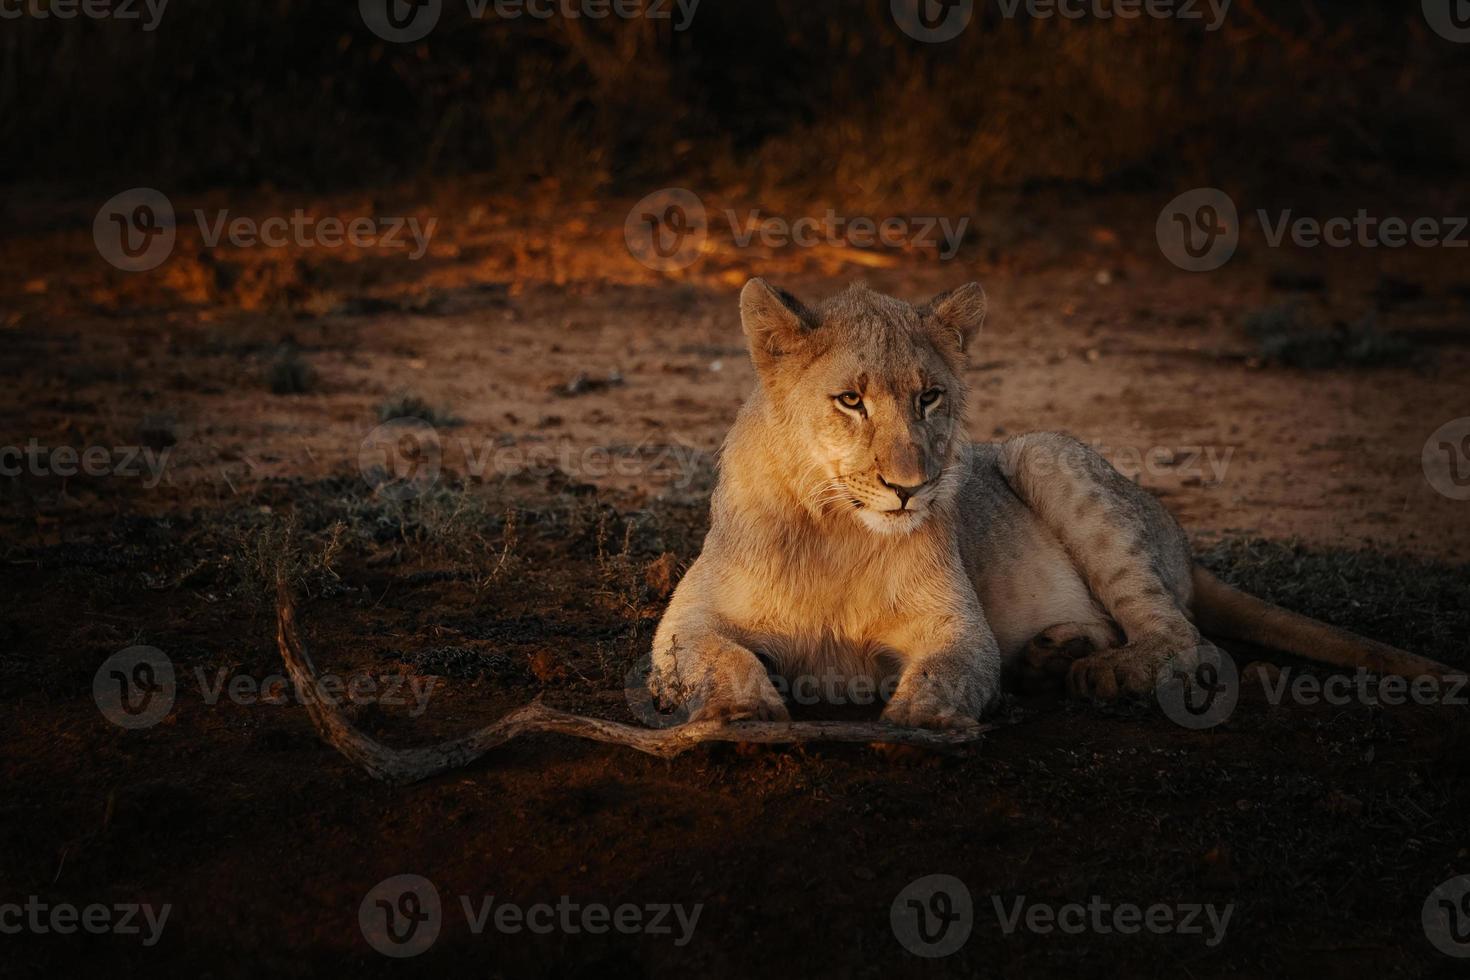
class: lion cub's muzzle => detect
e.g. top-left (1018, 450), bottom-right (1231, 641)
top-left (877, 475), bottom-right (929, 510)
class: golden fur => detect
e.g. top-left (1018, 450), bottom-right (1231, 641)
top-left (649, 280), bottom-right (1455, 729)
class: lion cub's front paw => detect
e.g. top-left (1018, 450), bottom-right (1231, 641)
top-left (880, 696), bottom-right (981, 730)
top-left (881, 664), bottom-right (996, 730)
top-left (688, 687), bottom-right (791, 724)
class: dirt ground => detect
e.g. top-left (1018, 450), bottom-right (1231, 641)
top-left (2, 182), bottom-right (1469, 978)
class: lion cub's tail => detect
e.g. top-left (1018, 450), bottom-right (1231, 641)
top-left (1190, 565), bottom-right (1461, 680)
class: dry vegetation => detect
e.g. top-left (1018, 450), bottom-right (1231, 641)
top-left (6, 3), bottom-right (1465, 204)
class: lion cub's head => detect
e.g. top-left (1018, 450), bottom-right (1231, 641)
top-left (740, 279), bottom-right (986, 536)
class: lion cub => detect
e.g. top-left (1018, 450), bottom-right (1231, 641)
top-left (648, 280), bottom-right (1449, 729)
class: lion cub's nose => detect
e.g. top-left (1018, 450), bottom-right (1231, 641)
top-left (878, 476), bottom-right (926, 508)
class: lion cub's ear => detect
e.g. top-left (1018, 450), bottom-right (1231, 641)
top-left (741, 278), bottom-right (815, 372)
top-left (920, 282), bottom-right (988, 353)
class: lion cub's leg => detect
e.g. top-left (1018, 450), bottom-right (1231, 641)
top-left (878, 604), bottom-right (1004, 729)
top-left (1000, 433), bottom-right (1202, 700)
top-left (650, 629), bottom-right (790, 724)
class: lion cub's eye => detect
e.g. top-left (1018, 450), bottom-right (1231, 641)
top-left (835, 391), bottom-right (864, 412)
top-left (918, 388), bottom-right (945, 414)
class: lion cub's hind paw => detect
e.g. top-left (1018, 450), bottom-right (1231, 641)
top-left (1016, 623), bottom-right (1105, 693)
top-left (1066, 643), bottom-right (1201, 701)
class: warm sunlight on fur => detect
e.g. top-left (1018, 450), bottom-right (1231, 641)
top-left (761, 281), bottom-right (979, 536)
top-left (649, 280), bottom-right (1456, 732)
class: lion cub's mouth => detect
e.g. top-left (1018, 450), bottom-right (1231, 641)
top-left (849, 499), bottom-right (918, 514)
